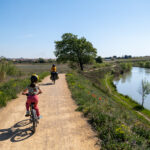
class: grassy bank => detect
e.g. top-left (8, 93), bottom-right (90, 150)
top-left (0, 72), bottom-right (49, 107)
top-left (66, 71), bottom-right (150, 150)
top-left (133, 61), bottom-right (150, 68)
top-left (106, 73), bottom-right (150, 119)
top-left (83, 63), bottom-right (150, 121)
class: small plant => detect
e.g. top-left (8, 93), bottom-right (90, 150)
top-left (138, 79), bottom-right (150, 107)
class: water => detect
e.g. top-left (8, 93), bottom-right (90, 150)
top-left (114, 67), bottom-right (150, 110)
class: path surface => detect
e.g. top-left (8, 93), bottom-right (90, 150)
top-left (0, 74), bottom-right (99, 150)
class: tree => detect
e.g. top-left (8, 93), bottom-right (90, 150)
top-left (145, 61), bottom-right (150, 68)
top-left (95, 56), bottom-right (103, 63)
top-left (138, 79), bottom-right (150, 107)
top-left (37, 58), bottom-right (46, 63)
top-left (54, 33), bottom-right (97, 71)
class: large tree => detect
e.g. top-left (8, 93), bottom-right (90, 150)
top-left (54, 33), bottom-right (97, 70)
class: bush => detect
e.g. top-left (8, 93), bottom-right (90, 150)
top-left (120, 63), bottom-right (132, 72)
top-left (0, 60), bottom-right (22, 81)
top-left (145, 61), bottom-right (150, 68)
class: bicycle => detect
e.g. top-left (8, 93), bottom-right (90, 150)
top-left (26, 94), bottom-right (39, 133)
top-left (52, 75), bottom-right (56, 84)
top-left (50, 72), bottom-right (57, 84)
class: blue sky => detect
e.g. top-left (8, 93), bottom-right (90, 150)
top-left (0, 0), bottom-right (150, 58)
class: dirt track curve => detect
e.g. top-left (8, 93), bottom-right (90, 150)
top-left (0, 74), bottom-right (99, 150)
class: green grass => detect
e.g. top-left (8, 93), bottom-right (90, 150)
top-left (106, 73), bottom-right (150, 119)
top-left (66, 71), bottom-right (150, 150)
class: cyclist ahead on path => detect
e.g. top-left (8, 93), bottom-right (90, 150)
top-left (50, 64), bottom-right (57, 78)
top-left (22, 74), bottom-right (42, 118)
top-left (51, 64), bottom-right (57, 73)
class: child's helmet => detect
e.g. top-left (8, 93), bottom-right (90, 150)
top-left (31, 74), bottom-right (39, 83)
top-left (52, 64), bottom-right (55, 67)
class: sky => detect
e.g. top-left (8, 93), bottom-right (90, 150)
top-left (0, 0), bottom-right (150, 58)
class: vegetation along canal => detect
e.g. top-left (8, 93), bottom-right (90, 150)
top-left (114, 67), bottom-right (150, 110)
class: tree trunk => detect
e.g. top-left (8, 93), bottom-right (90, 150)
top-left (142, 94), bottom-right (144, 107)
top-left (79, 62), bottom-right (84, 71)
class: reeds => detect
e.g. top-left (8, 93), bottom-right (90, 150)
top-left (0, 60), bottom-right (21, 81)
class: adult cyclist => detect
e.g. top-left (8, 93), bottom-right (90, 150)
top-left (50, 64), bottom-right (58, 81)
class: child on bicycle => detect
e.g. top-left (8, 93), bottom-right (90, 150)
top-left (22, 74), bottom-right (42, 119)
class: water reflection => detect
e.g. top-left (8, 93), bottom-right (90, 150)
top-left (121, 71), bottom-right (132, 83)
top-left (114, 67), bottom-right (150, 110)
top-left (145, 69), bottom-right (150, 75)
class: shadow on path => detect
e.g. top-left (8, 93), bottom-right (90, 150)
top-left (0, 119), bottom-right (33, 143)
top-left (39, 83), bottom-right (53, 86)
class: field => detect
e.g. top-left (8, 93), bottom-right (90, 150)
top-left (15, 63), bottom-right (71, 74)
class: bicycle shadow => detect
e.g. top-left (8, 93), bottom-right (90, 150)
top-left (39, 83), bottom-right (53, 86)
top-left (0, 119), bottom-right (34, 143)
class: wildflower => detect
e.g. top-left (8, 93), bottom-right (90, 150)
top-left (121, 124), bottom-right (126, 128)
top-left (92, 94), bottom-right (96, 98)
top-left (115, 128), bottom-right (124, 134)
top-left (13, 83), bottom-right (16, 87)
top-left (67, 73), bottom-right (73, 76)
top-left (71, 82), bottom-right (75, 86)
top-left (99, 97), bottom-right (101, 100)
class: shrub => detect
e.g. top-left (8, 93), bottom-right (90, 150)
top-left (145, 61), bottom-right (150, 68)
top-left (0, 60), bottom-right (22, 81)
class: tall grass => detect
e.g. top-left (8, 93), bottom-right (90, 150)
top-left (0, 60), bottom-right (22, 81)
top-left (134, 61), bottom-right (150, 68)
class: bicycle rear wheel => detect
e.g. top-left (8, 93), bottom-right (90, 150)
top-left (53, 79), bottom-right (55, 84)
top-left (31, 109), bottom-right (37, 133)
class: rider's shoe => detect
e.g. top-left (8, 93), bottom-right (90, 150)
top-left (37, 116), bottom-right (41, 120)
top-left (25, 111), bottom-right (30, 117)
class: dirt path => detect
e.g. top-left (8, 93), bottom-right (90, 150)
top-left (0, 74), bottom-right (99, 150)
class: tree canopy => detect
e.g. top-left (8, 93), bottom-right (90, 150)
top-left (54, 33), bottom-right (97, 70)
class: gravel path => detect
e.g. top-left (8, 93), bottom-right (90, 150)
top-left (0, 74), bottom-right (99, 150)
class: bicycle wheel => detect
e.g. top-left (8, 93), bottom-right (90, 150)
top-left (31, 109), bottom-right (37, 133)
top-left (53, 79), bottom-right (55, 84)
